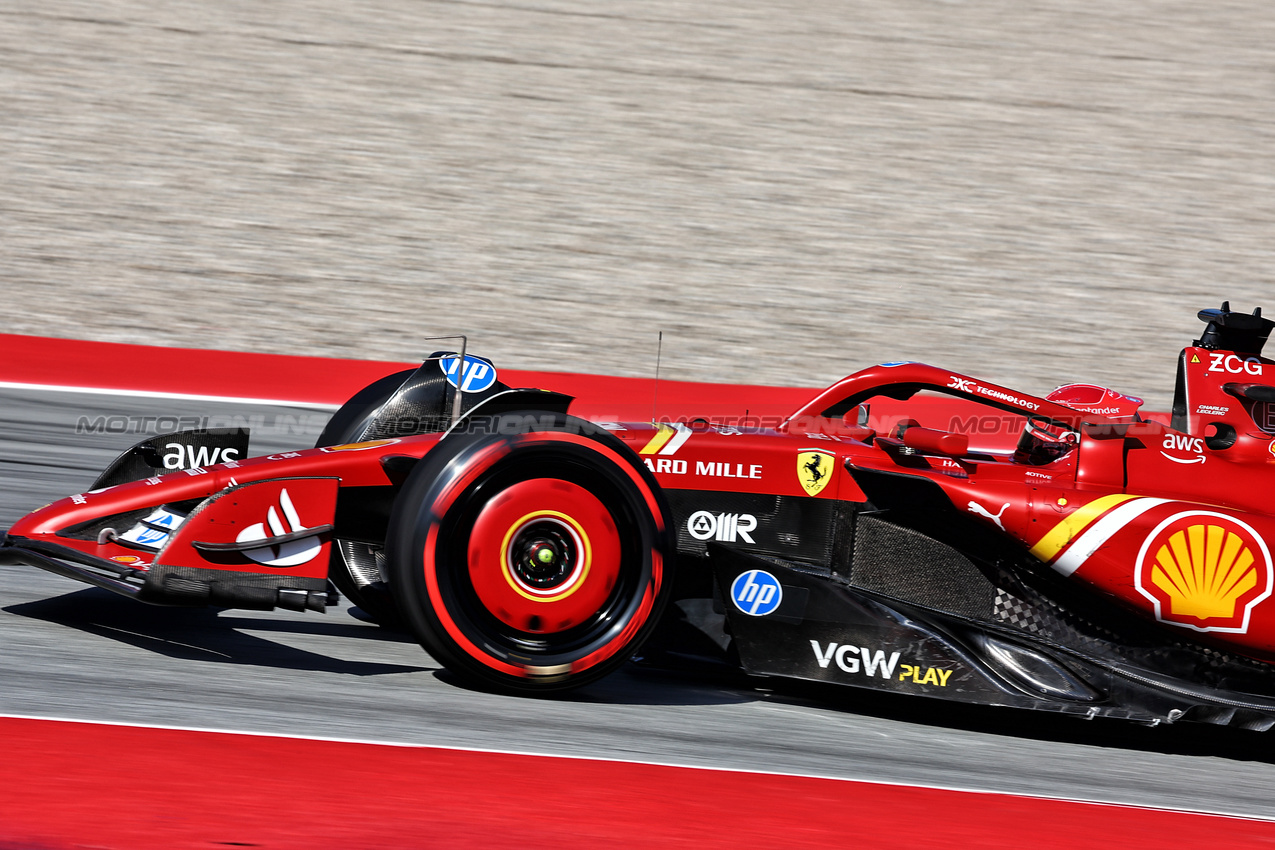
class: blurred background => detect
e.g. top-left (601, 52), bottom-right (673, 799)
top-left (4, 0), bottom-right (1274, 409)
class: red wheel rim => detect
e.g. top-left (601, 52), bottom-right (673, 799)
top-left (467, 478), bottom-right (621, 633)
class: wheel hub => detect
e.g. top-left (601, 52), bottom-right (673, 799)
top-left (513, 525), bottom-right (575, 590)
top-left (466, 478), bottom-right (622, 634)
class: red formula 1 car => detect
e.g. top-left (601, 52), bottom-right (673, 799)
top-left (7, 303), bottom-right (1275, 730)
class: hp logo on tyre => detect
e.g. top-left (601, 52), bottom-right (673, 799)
top-left (729, 569), bottom-right (783, 616)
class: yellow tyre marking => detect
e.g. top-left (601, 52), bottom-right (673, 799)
top-left (499, 510), bottom-right (592, 603)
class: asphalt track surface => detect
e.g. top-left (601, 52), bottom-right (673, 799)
top-left (6, 2), bottom-right (1275, 409)
top-left (5, 386), bottom-right (1275, 824)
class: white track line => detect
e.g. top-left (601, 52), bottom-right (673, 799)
top-left (0, 380), bottom-right (339, 410)
top-left (2, 712), bottom-right (1270, 823)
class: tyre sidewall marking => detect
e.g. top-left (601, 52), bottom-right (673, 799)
top-left (498, 509), bottom-right (592, 603)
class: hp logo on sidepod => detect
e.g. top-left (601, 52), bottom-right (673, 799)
top-left (730, 569), bottom-right (783, 616)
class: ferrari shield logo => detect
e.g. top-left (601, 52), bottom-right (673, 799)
top-left (797, 450), bottom-right (835, 496)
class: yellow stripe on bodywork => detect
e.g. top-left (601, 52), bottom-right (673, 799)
top-left (1029, 493), bottom-right (1139, 563)
top-left (639, 425), bottom-right (676, 455)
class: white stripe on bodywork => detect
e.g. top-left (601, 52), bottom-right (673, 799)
top-left (267, 505), bottom-right (286, 537)
top-left (280, 488), bottom-right (305, 531)
top-left (1051, 497), bottom-right (1172, 577)
top-left (659, 423), bottom-right (693, 455)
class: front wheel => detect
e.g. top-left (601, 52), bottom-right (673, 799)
top-left (316, 369), bottom-right (416, 629)
top-left (386, 412), bottom-right (675, 693)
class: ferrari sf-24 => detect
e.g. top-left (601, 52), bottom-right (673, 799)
top-left (6, 302), bottom-right (1275, 731)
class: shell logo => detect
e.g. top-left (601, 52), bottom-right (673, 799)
top-left (1135, 511), bottom-right (1273, 633)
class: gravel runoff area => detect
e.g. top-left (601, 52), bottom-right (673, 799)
top-left (3, 2), bottom-right (1274, 409)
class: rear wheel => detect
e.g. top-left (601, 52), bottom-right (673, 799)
top-left (387, 413), bottom-right (675, 693)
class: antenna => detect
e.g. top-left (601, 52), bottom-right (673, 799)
top-left (652, 331), bottom-right (663, 424)
top-left (421, 335), bottom-right (469, 425)
top-left (453, 334), bottom-right (468, 425)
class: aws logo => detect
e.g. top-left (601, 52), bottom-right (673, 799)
top-left (162, 443), bottom-right (239, 469)
top-left (1162, 434), bottom-right (1203, 453)
top-left (1160, 433), bottom-right (1206, 465)
top-left (1135, 512), bottom-right (1273, 633)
